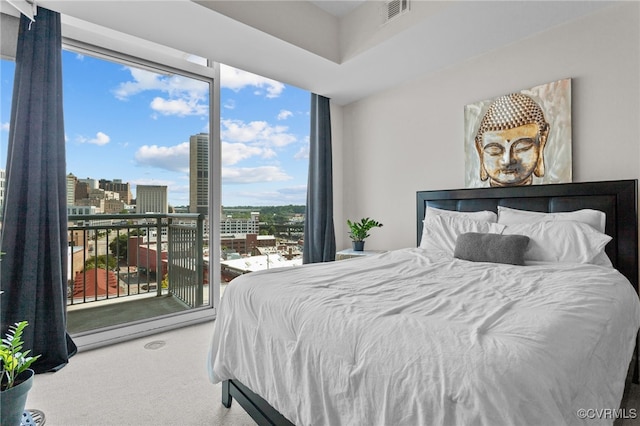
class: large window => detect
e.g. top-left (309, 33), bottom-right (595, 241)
top-left (0, 17), bottom-right (310, 342)
top-left (1, 41), bottom-right (217, 337)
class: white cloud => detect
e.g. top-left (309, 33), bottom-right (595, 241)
top-left (222, 166), bottom-right (291, 184)
top-left (113, 67), bottom-right (209, 117)
top-left (113, 68), bottom-right (163, 99)
top-left (134, 142), bottom-right (190, 173)
top-left (77, 131), bottom-right (111, 146)
top-left (90, 132), bottom-right (111, 146)
top-left (222, 119), bottom-right (296, 148)
top-left (150, 97), bottom-right (207, 117)
top-left (223, 99), bottom-right (236, 110)
top-left (294, 145), bottom-right (309, 160)
top-left (1, 122), bottom-right (9, 132)
top-left (220, 119), bottom-right (298, 166)
top-left (294, 136), bottom-right (310, 160)
top-left (220, 64), bottom-right (285, 98)
top-left (277, 110), bottom-right (293, 120)
top-left (221, 142), bottom-right (263, 166)
top-left (261, 148), bottom-right (277, 159)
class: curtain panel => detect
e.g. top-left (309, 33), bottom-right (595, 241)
top-left (1, 7), bottom-right (76, 372)
top-left (303, 94), bottom-right (336, 264)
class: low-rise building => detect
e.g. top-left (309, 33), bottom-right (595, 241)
top-left (221, 233), bottom-right (276, 255)
top-left (220, 254), bottom-right (302, 282)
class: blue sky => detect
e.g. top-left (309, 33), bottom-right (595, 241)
top-left (1, 50), bottom-right (310, 207)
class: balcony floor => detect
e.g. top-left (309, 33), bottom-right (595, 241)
top-left (67, 294), bottom-right (191, 334)
top-left (24, 320), bottom-right (640, 425)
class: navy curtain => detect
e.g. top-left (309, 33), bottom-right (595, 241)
top-left (1, 7), bottom-right (76, 372)
top-left (303, 94), bottom-right (336, 263)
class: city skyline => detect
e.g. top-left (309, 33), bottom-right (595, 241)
top-left (0, 50), bottom-right (310, 207)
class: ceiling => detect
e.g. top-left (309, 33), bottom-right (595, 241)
top-left (310, 0), bottom-right (366, 17)
top-left (2, 1), bottom-right (617, 105)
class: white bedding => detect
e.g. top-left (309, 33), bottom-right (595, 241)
top-left (208, 248), bottom-right (640, 426)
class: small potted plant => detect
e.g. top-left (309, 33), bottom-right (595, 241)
top-left (347, 217), bottom-right (383, 251)
top-left (1, 321), bottom-right (40, 426)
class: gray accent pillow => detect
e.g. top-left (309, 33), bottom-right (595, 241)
top-left (454, 232), bottom-right (530, 265)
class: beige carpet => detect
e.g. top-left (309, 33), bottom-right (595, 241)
top-left (26, 320), bottom-right (640, 426)
top-left (26, 321), bottom-right (255, 426)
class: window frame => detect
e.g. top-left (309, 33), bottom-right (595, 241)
top-left (57, 38), bottom-right (220, 350)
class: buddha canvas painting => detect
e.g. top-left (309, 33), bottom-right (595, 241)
top-left (464, 79), bottom-right (572, 188)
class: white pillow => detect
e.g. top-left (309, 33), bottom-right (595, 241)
top-left (497, 206), bottom-right (606, 233)
top-left (420, 215), bottom-right (505, 255)
top-left (426, 206), bottom-right (497, 223)
top-left (590, 250), bottom-right (614, 268)
top-left (501, 221), bottom-right (612, 264)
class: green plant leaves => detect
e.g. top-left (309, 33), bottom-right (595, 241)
top-left (1, 321), bottom-right (40, 390)
top-left (347, 217), bottom-right (383, 241)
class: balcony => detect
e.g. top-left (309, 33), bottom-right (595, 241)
top-left (67, 213), bottom-right (210, 335)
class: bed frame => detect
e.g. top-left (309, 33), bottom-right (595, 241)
top-left (417, 179), bottom-right (638, 293)
top-left (222, 179), bottom-right (639, 426)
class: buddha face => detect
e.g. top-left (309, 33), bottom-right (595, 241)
top-left (474, 93), bottom-right (550, 187)
top-left (480, 123), bottom-right (541, 186)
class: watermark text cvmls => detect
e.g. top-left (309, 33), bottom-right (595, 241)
top-left (576, 408), bottom-right (636, 420)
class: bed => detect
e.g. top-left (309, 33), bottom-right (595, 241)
top-left (208, 180), bottom-right (640, 426)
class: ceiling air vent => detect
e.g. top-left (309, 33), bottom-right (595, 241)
top-left (385, 0), bottom-right (410, 22)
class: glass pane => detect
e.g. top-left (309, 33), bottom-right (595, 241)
top-left (219, 64), bottom-right (309, 291)
top-left (62, 50), bottom-right (212, 332)
top-left (0, 59), bottom-right (15, 221)
top-left (2, 50), bottom-right (213, 333)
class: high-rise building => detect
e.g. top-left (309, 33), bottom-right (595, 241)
top-left (136, 185), bottom-right (168, 214)
top-left (66, 173), bottom-right (77, 206)
top-left (99, 178), bottom-right (132, 204)
top-left (78, 177), bottom-right (99, 190)
top-left (75, 181), bottom-right (90, 202)
top-left (189, 133), bottom-right (208, 215)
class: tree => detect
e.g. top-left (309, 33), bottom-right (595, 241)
top-left (109, 234), bottom-right (128, 260)
top-left (84, 255), bottom-right (117, 271)
top-left (109, 230), bottom-right (140, 260)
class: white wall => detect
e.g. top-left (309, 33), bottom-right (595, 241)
top-left (335, 3), bottom-right (640, 251)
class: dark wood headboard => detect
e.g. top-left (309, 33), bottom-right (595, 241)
top-left (416, 180), bottom-right (638, 292)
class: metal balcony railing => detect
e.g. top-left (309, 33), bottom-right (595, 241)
top-left (168, 216), bottom-right (206, 308)
top-left (68, 213), bottom-right (206, 308)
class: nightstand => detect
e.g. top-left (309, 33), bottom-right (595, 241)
top-left (335, 249), bottom-right (386, 261)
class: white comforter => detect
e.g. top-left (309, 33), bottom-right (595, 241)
top-left (208, 248), bottom-right (640, 426)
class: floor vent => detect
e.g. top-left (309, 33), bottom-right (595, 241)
top-left (144, 340), bottom-right (166, 350)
